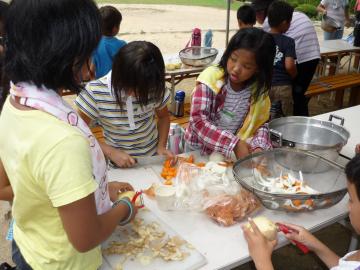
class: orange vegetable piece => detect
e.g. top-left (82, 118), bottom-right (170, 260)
top-left (196, 162), bottom-right (206, 167)
top-left (163, 159), bottom-right (172, 168)
top-left (164, 180), bottom-right (173, 185)
top-left (305, 199), bottom-right (314, 207)
top-left (186, 155), bottom-right (194, 163)
top-left (292, 199), bottom-right (302, 207)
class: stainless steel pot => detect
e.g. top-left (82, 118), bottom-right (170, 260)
top-left (321, 15), bottom-right (341, 33)
top-left (269, 115), bottom-right (350, 171)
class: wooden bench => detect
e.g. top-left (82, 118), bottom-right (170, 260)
top-left (90, 103), bottom-right (192, 141)
top-left (305, 73), bottom-right (360, 108)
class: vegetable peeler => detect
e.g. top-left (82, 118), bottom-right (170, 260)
top-left (132, 190), bottom-right (145, 208)
top-left (277, 223), bottom-right (309, 254)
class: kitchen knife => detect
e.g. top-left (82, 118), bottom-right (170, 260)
top-left (135, 155), bottom-right (167, 166)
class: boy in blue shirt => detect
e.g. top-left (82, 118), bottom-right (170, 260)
top-left (268, 1), bottom-right (297, 118)
top-left (91, 6), bottom-right (126, 79)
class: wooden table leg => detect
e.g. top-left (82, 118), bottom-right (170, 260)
top-left (349, 86), bottom-right (360, 106)
top-left (335, 90), bottom-right (345, 108)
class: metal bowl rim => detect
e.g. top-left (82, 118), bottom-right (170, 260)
top-left (232, 148), bottom-right (347, 198)
top-left (179, 46), bottom-right (219, 61)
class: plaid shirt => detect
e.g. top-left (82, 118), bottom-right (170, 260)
top-left (184, 82), bottom-right (272, 158)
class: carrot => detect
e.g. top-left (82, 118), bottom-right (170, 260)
top-left (292, 199), bottom-right (302, 207)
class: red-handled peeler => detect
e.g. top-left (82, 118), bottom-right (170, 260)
top-left (132, 190), bottom-right (145, 208)
top-left (277, 223), bottom-right (309, 254)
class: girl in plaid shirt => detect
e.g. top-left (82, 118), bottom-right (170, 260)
top-left (185, 28), bottom-right (276, 159)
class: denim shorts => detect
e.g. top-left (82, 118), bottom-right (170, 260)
top-left (11, 241), bottom-right (32, 270)
top-left (324, 28), bottom-right (344, 40)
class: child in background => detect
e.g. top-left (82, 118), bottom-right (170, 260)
top-left (237, 5), bottom-right (256, 29)
top-left (184, 28), bottom-right (276, 159)
top-left (76, 41), bottom-right (173, 168)
top-left (0, 0), bottom-right (138, 269)
top-left (91, 5), bottom-right (126, 79)
top-left (267, 0), bottom-right (297, 118)
top-left (243, 154), bottom-right (360, 270)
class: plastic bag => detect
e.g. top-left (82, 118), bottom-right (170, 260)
top-left (173, 162), bottom-right (205, 211)
top-left (203, 189), bottom-right (261, 227)
top-left (172, 161), bottom-right (261, 225)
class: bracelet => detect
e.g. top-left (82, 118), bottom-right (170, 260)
top-left (112, 198), bottom-right (133, 226)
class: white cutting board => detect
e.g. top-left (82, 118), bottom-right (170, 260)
top-left (102, 208), bottom-right (207, 270)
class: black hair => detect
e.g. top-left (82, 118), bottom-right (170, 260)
top-left (346, 154), bottom-right (360, 200)
top-left (268, 0), bottom-right (294, 28)
top-left (219, 28), bottom-right (275, 100)
top-left (237, 5), bottom-right (256, 25)
top-left (0, 1), bottom-right (8, 22)
top-left (0, 1), bottom-right (9, 112)
top-left (100, 6), bottom-right (122, 36)
top-left (3, 0), bottom-right (101, 96)
top-left (111, 41), bottom-right (165, 109)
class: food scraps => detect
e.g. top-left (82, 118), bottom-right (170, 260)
top-left (204, 189), bottom-right (260, 226)
top-left (103, 218), bottom-right (191, 268)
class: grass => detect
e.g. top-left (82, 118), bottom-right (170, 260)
top-left (95, 0), bottom-right (243, 10)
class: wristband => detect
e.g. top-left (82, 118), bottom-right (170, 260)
top-left (112, 198), bottom-right (133, 225)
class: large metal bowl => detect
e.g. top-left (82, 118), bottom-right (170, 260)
top-left (269, 115), bottom-right (349, 172)
top-left (179, 46), bottom-right (218, 67)
top-left (321, 15), bottom-right (341, 33)
top-left (233, 148), bottom-right (347, 212)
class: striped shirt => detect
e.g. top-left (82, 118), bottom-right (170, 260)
top-left (217, 82), bottom-right (251, 134)
top-left (75, 72), bottom-right (170, 157)
top-left (263, 12), bottom-right (320, 64)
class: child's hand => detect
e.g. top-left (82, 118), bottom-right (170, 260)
top-left (242, 218), bottom-right (277, 270)
top-left (110, 149), bottom-right (136, 168)
top-left (279, 223), bottom-right (322, 252)
top-left (234, 140), bottom-right (250, 159)
top-left (355, 144), bottom-right (360, 154)
top-left (157, 147), bottom-right (175, 159)
top-left (108, 182), bottom-right (134, 202)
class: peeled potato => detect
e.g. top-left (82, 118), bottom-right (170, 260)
top-left (245, 216), bottom-right (277, 241)
top-left (118, 191), bottom-right (142, 207)
top-left (166, 63), bottom-right (176, 71)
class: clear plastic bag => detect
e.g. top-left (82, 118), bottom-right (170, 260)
top-left (203, 189), bottom-right (261, 226)
top-left (172, 161), bottom-right (261, 225)
top-left (173, 163), bottom-right (204, 211)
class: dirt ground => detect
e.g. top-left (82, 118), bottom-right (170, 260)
top-left (0, 3), bottom-right (356, 268)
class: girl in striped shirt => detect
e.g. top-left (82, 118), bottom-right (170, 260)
top-left (76, 41), bottom-right (174, 168)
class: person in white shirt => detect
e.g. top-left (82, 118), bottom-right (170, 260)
top-left (317, 0), bottom-right (350, 40)
top-left (243, 154), bottom-right (360, 270)
top-left (252, 0), bottom-right (320, 116)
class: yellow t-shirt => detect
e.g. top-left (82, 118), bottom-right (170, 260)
top-left (0, 98), bottom-right (101, 270)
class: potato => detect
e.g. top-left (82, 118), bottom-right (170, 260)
top-left (166, 63), bottom-right (176, 71)
top-left (118, 191), bottom-right (142, 207)
top-left (245, 216), bottom-right (277, 241)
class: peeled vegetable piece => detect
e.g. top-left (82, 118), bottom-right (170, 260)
top-left (245, 216), bottom-right (277, 241)
top-left (209, 152), bottom-right (225, 163)
top-left (118, 191), bottom-right (142, 207)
